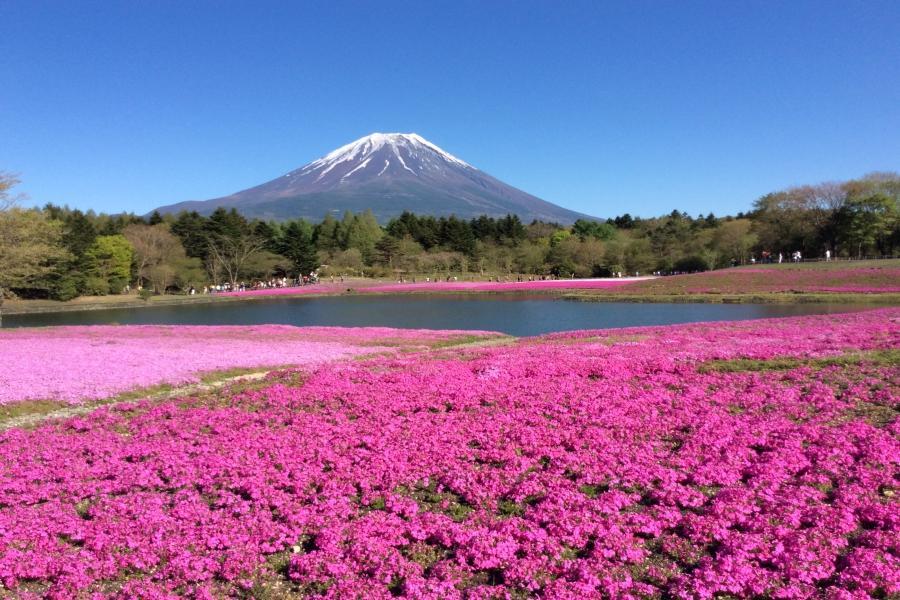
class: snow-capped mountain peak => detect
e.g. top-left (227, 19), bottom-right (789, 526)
top-left (299, 132), bottom-right (472, 183)
top-left (152, 132), bottom-right (596, 224)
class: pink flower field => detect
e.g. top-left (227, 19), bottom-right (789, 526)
top-left (0, 325), bottom-right (500, 405)
top-left (0, 310), bottom-right (898, 598)
top-left (357, 278), bottom-right (649, 294)
top-left (605, 264), bottom-right (900, 297)
top-left (219, 277), bottom-right (645, 298)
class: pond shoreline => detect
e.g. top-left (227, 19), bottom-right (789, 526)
top-left (563, 291), bottom-right (900, 305)
top-left (5, 287), bottom-right (899, 317)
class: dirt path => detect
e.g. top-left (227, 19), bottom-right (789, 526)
top-left (0, 371), bottom-right (271, 432)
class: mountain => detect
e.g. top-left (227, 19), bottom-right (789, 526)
top-left (153, 133), bottom-right (596, 223)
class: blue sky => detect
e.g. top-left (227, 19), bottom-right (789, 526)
top-left (1, 0), bottom-right (898, 218)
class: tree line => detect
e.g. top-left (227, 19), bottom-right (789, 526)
top-left (1, 171), bottom-right (897, 303)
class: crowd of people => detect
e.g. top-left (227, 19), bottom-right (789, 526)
top-left (204, 272), bottom-right (322, 294)
top-left (185, 251), bottom-right (845, 295)
top-left (731, 249), bottom-right (837, 267)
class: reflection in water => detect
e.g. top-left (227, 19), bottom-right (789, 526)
top-left (4, 294), bottom-right (870, 337)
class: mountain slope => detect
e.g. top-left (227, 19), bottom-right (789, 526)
top-left (153, 133), bottom-right (596, 223)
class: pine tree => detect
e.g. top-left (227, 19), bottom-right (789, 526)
top-left (314, 213), bottom-right (342, 252)
top-left (281, 221), bottom-right (318, 275)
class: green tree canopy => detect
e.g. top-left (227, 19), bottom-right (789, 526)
top-left (83, 234), bottom-right (134, 294)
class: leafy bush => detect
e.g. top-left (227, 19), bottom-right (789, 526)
top-left (81, 275), bottom-right (110, 296)
top-left (50, 278), bottom-right (79, 301)
top-left (672, 255), bottom-right (709, 273)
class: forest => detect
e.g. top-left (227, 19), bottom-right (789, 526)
top-left (1, 172), bottom-right (898, 300)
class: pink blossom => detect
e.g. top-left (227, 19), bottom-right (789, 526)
top-left (0, 325), bottom-right (501, 405)
top-left (0, 309), bottom-right (896, 596)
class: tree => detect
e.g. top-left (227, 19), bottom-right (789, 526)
top-left (147, 247), bottom-right (200, 294)
top-left (330, 248), bottom-right (364, 274)
top-left (835, 193), bottom-right (898, 257)
top-left (623, 237), bottom-right (656, 274)
top-left (374, 235), bottom-right (402, 268)
top-left (206, 207), bottom-right (249, 241)
top-left (314, 213), bottom-right (343, 253)
top-left (280, 221), bottom-right (318, 276)
top-left (171, 211), bottom-right (210, 258)
top-left (439, 216), bottom-right (475, 255)
top-left (514, 241), bottom-right (547, 274)
top-left (498, 214), bottom-right (527, 244)
top-left (751, 183), bottom-right (846, 255)
top-left (610, 213), bottom-right (637, 229)
top-left (254, 220), bottom-right (280, 253)
top-left (470, 215), bottom-right (497, 242)
top-left (207, 234), bottom-right (269, 287)
top-left (572, 219), bottom-right (616, 241)
top-left (0, 205), bottom-right (70, 324)
top-left (344, 210), bottom-right (383, 262)
top-left (711, 219), bottom-right (757, 266)
top-left (123, 223), bottom-right (186, 293)
top-left (546, 238), bottom-right (578, 277)
top-left (62, 210), bottom-right (98, 258)
top-left (83, 235), bottom-right (134, 294)
top-left (0, 172), bottom-right (22, 212)
top-left (395, 236), bottom-right (425, 273)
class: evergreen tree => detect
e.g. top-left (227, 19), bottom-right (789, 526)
top-left (83, 234), bottom-right (133, 294)
top-left (253, 220), bottom-right (280, 252)
top-left (171, 211), bottom-right (209, 258)
top-left (344, 210), bottom-right (383, 262)
top-left (313, 213), bottom-right (342, 252)
top-left (280, 221), bottom-right (318, 275)
top-left (470, 215), bottom-right (497, 242)
top-left (440, 216), bottom-right (475, 255)
top-left (206, 208), bottom-right (248, 243)
top-left (498, 214), bottom-right (526, 243)
top-left (62, 210), bottom-right (97, 257)
top-left (374, 235), bottom-right (402, 268)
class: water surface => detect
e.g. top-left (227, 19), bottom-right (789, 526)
top-left (4, 294), bottom-right (869, 336)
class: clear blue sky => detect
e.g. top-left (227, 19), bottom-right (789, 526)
top-left (2, 0), bottom-right (898, 218)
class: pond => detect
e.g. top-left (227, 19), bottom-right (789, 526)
top-left (3, 294), bottom-right (870, 337)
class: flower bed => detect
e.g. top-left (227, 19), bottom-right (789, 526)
top-left (358, 278), bottom-right (648, 293)
top-left (0, 325), bottom-right (500, 405)
top-left (0, 310), bottom-right (897, 597)
top-left (217, 283), bottom-right (348, 298)
top-left (218, 277), bottom-right (644, 298)
top-left (611, 264), bottom-right (900, 296)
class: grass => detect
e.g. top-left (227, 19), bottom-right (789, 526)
top-left (567, 260), bottom-right (900, 303)
top-left (0, 399), bottom-right (70, 423)
top-left (196, 365), bottom-right (291, 384)
top-left (429, 333), bottom-right (514, 349)
top-left (698, 348), bottom-right (900, 374)
top-left (720, 259), bottom-right (900, 271)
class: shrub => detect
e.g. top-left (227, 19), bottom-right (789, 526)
top-left (51, 278), bottom-right (79, 301)
top-left (672, 255), bottom-right (708, 273)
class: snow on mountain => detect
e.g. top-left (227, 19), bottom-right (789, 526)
top-left (306, 133), bottom-right (472, 176)
top-left (281, 133), bottom-right (474, 189)
top-left (153, 133), bottom-right (597, 223)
